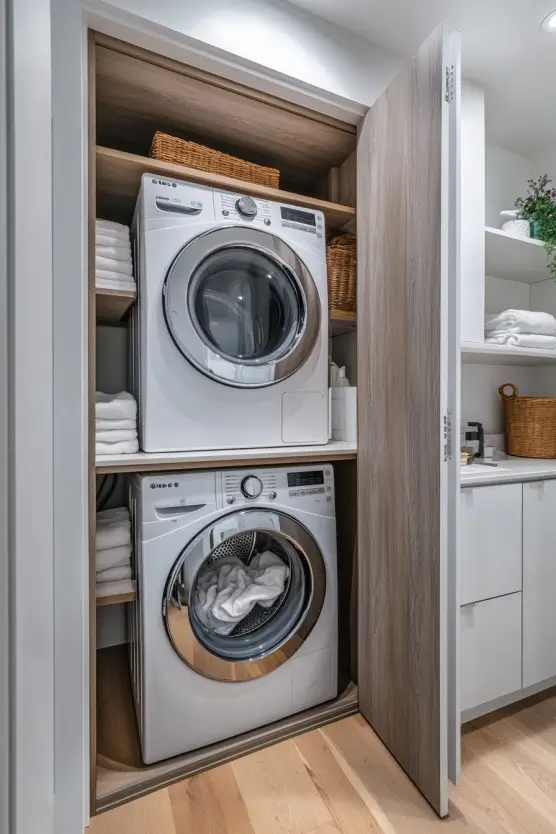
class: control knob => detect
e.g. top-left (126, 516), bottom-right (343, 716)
top-left (235, 195), bottom-right (257, 219)
top-left (240, 475), bottom-right (263, 499)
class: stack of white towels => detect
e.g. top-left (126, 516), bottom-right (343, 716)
top-left (95, 219), bottom-right (135, 292)
top-left (96, 507), bottom-right (133, 598)
top-left (96, 391), bottom-right (139, 455)
top-left (485, 310), bottom-right (556, 350)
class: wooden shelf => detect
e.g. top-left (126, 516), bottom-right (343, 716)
top-left (96, 644), bottom-right (359, 812)
top-left (96, 147), bottom-right (356, 234)
top-left (96, 440), bottom-right (357, 474)
top-left (96, 589), bottom-right (136, 608)
top-left (462, 341), bottom-right (556, 366)
top-left (485, 226), bottom-right (549, 284)
top-left (329, 309), bottom-right (356, 337)
top-left (96, 287), bottom-right (136, 325)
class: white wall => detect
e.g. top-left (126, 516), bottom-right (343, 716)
top-left (485, 143), bottom-right (531, 228)
top-left (92, 0), bottom-right (401, 109)
top-left (530, 146), bottom-right (556, 185)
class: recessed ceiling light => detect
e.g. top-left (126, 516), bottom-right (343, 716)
top-left (541, 10), bottom-right (556, 31)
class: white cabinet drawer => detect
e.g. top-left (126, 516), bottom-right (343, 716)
top-left (523, 480), bottom-right (556, 687)
top-left (460, 484), bottom-right (522, 605)
top-left (460, 593), bottom-right (522, 712)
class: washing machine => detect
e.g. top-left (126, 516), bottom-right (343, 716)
top-left (129, 464), bottom-right (338, 764)
top-left (131, 174), bottom-right (329, 452)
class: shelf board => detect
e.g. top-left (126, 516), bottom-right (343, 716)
top-left (96, 644), bottom-right (358, 812)
top-left (96, 287), bottom-right (136, 325)
top-left (329, 309), bottom-right (356, 337)
top-left (96, 147), bottom-right (356, 234)
top-left (462, 341), bottom-right (556, 366)
top-left (96, 440), bottom-right (357, 474)
top-left (96, 589), bottom-right (136, 608)
top-left (485, 226), bottom-right (549, 284)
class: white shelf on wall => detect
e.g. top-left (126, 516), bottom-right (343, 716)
top-left (462, 341), bottom-right (556, 366)
top-left (485, 227), bottom-right (549, 284)
top-left (96, 440), bottom-right (358, 474)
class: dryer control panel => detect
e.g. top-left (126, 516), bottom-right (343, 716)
top-left (218, 465), bottom-right (334, 511)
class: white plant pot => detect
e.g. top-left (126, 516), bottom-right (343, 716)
top-left (501, 219), bottom-right (530, 238)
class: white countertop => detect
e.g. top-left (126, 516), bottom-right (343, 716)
top-left (461, 457), bottom-right (556, 487)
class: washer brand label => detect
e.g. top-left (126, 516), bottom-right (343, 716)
top-left (150, 482), bottom-right (180, 489)
top-left (152, 178), bottom-right (177, 188)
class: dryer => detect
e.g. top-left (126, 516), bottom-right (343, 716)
top-left (129, 464), bottom-right (338, 764)
top-left (131, 174), bottom-right (328, 452)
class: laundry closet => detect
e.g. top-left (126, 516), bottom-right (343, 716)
top-left (87, 23), bottom-right (459, 823)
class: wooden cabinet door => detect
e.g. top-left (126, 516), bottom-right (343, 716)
top-left (357, 24), bottom-right (460, 817)
top-left (460, 484), bottom-right (522, 605)
top-left (523, 480), bottom-right (556, 688)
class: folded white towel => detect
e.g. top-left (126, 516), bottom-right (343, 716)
top-left (194, 551), bottom-right (289, 636)
top-left (95, 418), bottom-right (136, 431)
top-left (96, 544), bottom-right (132, 573)
top-left (96, 438), bottom-right (139, 456)
top-left (95, 244), bottom-right (131, 262)
top-left (486, 333), bottom-right (556, 349)
top-left (96, 565), bottom-right (132, 583)
top-left (96, 267), bottom-right (136, 284)
top-left (95, 277), bottom-right (136, 293)
top-left (96, 578), bottom-right (135, 599)
top-left (96, 219), bottom-right (130, 236)
top-left (96, 232), bottom-right (130, 246)
top-left (95, 256), bottom-right (133, 276)
top-left (96, 429), bottom-right (138, 443)
top-left (485, 310), bottom-right (556, 336)
top-left (97, 506), bottom-right (129, 523)
top-left (96, 391), bottom-right (137, 421)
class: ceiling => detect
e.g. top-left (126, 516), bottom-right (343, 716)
top-left (286, 0), bottom-right (556, 159)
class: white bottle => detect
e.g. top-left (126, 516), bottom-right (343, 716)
top-left (337, 367), bottom-right (350, 387)
top-left (330, 361), bottom-right (340, 388)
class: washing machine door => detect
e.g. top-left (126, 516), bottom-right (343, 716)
top-left (162, 509), bottom-right (326, 681)
top-left (162, 226), bottom-right (321, 388)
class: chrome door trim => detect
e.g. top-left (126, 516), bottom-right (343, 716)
top-left (162, 509), bottom-right (326, 681)
top-left (162, 225), bottom-right (321, 388)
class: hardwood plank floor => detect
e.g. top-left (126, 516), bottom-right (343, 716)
top-left (90, 693), bottom-right (556, 834)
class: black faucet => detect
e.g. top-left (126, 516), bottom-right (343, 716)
top-left (466, 422), bottom-right (484, 459)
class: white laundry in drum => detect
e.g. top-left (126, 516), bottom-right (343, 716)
top-left (194, 551), bottom-right (290, 635)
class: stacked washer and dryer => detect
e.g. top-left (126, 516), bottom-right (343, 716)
top-left (128, 174), bottom-right (338, 763)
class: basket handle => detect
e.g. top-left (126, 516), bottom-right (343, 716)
top-left (499, 383), bottom-right (519, 401)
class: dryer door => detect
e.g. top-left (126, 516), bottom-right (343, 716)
top-left (162, 226), bottom-right (321, 388)
top-left (162, 509), bottom-right (326, 681)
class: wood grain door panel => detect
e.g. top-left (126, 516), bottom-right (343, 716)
top-left (357, 25), bottom-right (459, 816)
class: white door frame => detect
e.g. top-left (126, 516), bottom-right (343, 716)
top-left (50, 2), bottom-right (367, 830)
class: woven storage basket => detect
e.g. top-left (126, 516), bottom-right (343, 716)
top-left (499, 383), bottom-right (556, 458)
top-left (327, 234), bottom-right (356, 313)
top-left (150, 132), bottom-right (280, 189)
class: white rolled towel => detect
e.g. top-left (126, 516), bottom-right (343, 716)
top-left (485, 310), bottom-right (556, 337)
top-left (95, 277), bottom-right (136, 292)
top-left (96, 565), bottom-right (132, 583)
top-left (95, 267), bottom-right (135, 285)
top-left (96, 219), bottom-right (130, 236)
top-left (97, 506), bottom-right (129, 523)
top-left (96, 244), bottom-right (131, 262)
top-left (96, 438), bottom-right (139, 455)
top-left (96, 578), bottom-right (135, 598)
top-left (96, 232), bottom-right (130, 246)
top-left (95, 418), bottom-right (136, 431)
top-left (96, 429), bottom-right (138, 443)
top-left (95, 256), bottom-right (133, 276)
top-left (96, 391), bottom-right (137, 421)
top-left (96, 508), bottom-right (131, 551)
top-left (486, 333), bottom-right (556, 349)
top-left (96, 544), bottom-right (132, 573)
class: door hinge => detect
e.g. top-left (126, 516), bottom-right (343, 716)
top-left (445, 65), bottom-right (455, 103)
top-left (444, 410), bottom-right (453, 462)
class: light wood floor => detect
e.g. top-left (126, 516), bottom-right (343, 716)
top-left (90, 692), bottom-right (556, 834)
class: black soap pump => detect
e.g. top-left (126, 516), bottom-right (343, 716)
top-left (465, 421), bottom-right (497, 467)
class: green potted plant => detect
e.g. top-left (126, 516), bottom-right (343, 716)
top-left (515, 174), bottom-right (556, 279)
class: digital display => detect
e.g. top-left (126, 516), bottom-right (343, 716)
top-left (281, 207), bottom-right (316, 227)
top-left (287, 471), bottom-right (324, 487)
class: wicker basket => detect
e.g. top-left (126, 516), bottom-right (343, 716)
top-left (150, 132), bottom-right (280, 189)
top-left (327, 234), bottom-right (356, 313)
top-left (499, 383), bottom-right (556, 458)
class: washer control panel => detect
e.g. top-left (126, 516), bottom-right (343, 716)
top-left (219, 466), bottom-right (334, 510)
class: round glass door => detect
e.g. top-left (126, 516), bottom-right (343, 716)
top-left (163, 227), bottom-right (321, 388)
top-left (162, 510), bottom-right (326, 681)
